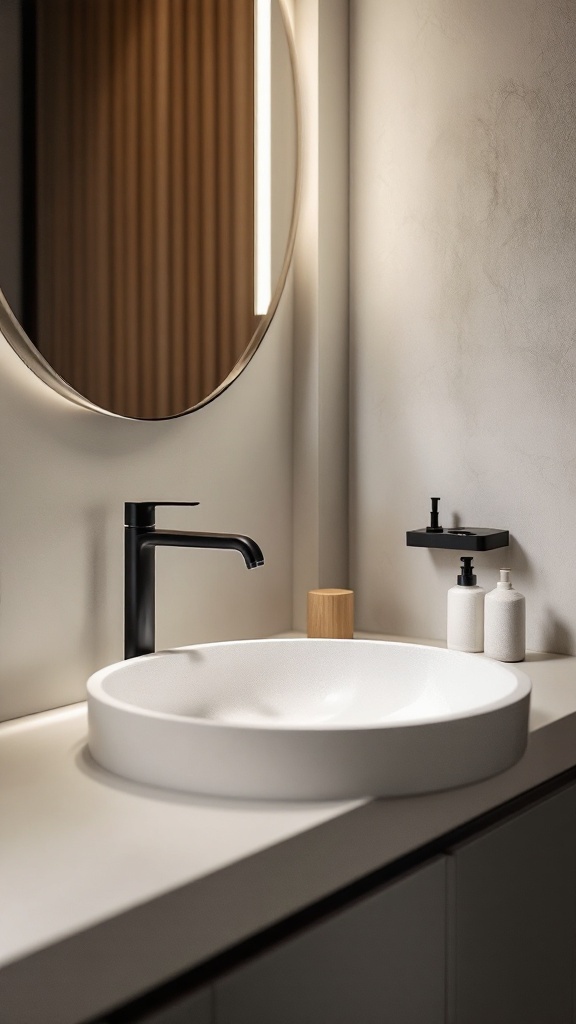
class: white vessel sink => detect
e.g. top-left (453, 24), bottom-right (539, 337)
top-left (87, 638), bottom-right (531, 800)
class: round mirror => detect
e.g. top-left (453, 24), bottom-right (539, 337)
top-left (0, 0), bottom-right (299, 418)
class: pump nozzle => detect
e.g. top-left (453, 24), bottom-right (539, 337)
top-left (425, 497), bottom-right (444, 533)
top-left (457, 556), bottom-right (477, 586)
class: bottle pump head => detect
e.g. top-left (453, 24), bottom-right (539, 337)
top-left (457, 556), bottom-right (477, 586)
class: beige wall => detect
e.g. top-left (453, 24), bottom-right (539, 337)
top-left (0, 0), bottom-right (351, 723)
top-left (292, 0), bottom-right (350, 630)
top-left (6, 0), bottom-right (571, 721)
top-left (350, 0), bottom-right (576, 653)
top-left (0, 288), bottom-right (294, 721)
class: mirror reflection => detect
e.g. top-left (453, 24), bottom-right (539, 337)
top-left (0, 0), bottom-right (297, 418)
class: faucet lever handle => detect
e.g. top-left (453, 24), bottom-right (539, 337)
top-left (125, 501), bottom-right (200, 528)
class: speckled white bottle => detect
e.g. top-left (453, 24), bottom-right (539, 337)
top-left (484, 569), bottom-right (526, 662)
top-left (447, 557), bottom-right (485, 653)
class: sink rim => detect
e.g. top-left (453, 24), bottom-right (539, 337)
top-left (87, 637), bottom-right (532, 733)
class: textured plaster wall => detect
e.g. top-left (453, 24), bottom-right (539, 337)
top-left (350, 0), bottom-right (576, 652)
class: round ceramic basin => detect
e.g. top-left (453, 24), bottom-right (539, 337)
top-left (86, 638), bottom-right (531, 800)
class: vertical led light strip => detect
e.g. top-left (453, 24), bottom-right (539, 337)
top-left (254, 0), bottom-right (272, 315)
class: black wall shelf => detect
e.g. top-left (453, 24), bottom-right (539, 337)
top-left (406, 527), bottom-right (509, 551)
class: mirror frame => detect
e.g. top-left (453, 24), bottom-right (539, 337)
top-left (0, 0), bottom-right (300, 420)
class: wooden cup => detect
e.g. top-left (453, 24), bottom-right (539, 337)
top-left (307, 589), bottom-right (354, 639)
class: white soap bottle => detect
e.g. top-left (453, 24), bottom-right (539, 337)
top-left (484, 568), bottom-right (526, 662)
top-left (447, 556), bottom-right (485, 653)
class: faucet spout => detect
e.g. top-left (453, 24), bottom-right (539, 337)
top-left (124, 503), bottom-right (264, 659)
top-left (148, 530), bottom-right (264, 570)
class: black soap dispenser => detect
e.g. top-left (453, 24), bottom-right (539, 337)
top-left (447, 556), bottom-right (485, 653)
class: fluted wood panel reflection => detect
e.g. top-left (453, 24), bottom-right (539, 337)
top-left (33, 0), bottom-right (258, 418)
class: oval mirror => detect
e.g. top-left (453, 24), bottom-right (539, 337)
top-left (0, 0), bottom-right (299, 419)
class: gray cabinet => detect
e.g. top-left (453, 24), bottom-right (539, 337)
top-left (214, 856), bottom-right (447, 1024)
top-left (447, 782), bottom-right (576, 1024)
top-left (99, 779), bottom-right (576, 1024)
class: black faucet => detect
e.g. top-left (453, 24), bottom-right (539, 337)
top-left (124, 501), bottom-right (264, 659)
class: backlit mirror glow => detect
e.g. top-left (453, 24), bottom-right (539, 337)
top-left (255, 0), bottom-right (272, 316)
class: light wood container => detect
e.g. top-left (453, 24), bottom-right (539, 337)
top-left (307, 589), bottom-right (354, 639)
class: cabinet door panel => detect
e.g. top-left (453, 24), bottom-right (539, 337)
top-left (448, 783), bottom-right (576, 1024)
top-left (215, 856), bottom-right (446, 1024)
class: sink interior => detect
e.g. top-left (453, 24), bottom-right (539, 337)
top-left (98, 639), bottom-right (524, 728)
top-left (88, 638), bottom-right (531, 800)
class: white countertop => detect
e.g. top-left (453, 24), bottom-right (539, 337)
top-left (2, 637), bottom-right (576, 1023)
